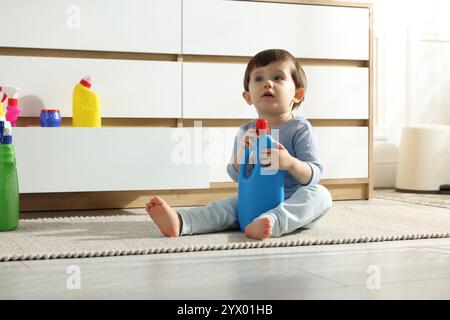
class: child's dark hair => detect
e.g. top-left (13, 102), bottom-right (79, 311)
top-left (243, 49), bottom-right (307, 111)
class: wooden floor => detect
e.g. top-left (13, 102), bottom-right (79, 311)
top-left (1, 198), bottom-right (449, 300)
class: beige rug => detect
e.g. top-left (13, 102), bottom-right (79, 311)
top-left (1, 202), bottom-right (449, 262)
top-left (374, 189), bottom-right (450, 209)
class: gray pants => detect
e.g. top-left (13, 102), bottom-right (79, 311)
top-left (178, 185), bottom-right (332, 237)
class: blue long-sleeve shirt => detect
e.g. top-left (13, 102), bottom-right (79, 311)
top-left (227, 116), bottom-right (323, 198)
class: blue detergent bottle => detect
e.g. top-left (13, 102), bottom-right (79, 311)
top-left (237, 119), bottom-right (285, 231)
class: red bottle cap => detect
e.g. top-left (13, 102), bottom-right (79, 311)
top-left (41, 109), bottom-right (60, 113)
top-left (255, 118), bottom-right (270, 135)
top-left (8, 98), bottom-right (18, 107)
top-left (0, 91), bottom-right (7, 103)
top-left (80, 78), bottom-right (92, 88)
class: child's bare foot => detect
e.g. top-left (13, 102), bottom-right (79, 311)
top-left (245, 216), bottom-right (273, 240)
top-left (145, 196), bottom-right (181, 237)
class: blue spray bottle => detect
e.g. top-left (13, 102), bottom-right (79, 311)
top-left (237, 119), bottom-right (285, 231)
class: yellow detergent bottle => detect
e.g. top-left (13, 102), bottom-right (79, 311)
top-left (72, 76), bottom-right (101, 127)
top-left (0, 103), bottom-right (5, 119)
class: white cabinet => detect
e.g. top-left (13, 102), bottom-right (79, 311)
top-left (203, 126), bottom-right (368, 183)
top-left (0, 56), bottom-right (182, 118)
top-left (183, 63), bottom-right (368, 119)
top-left (299, 67), bottom-right (369, 119)
top-left (183, 0), bottom-right (369, 60)
top-left (0, 0), bottom-right (181, 53)
top-left (183, 63), bottom-right (256, 119)
top-left (202, 128), bottom-right (239, 183)
top-left (4, 0), bottom-right (372, 202)
top-left (316, 127), bottom-right (368, 179)
top-left (14, 128), bottom-right (209, 193)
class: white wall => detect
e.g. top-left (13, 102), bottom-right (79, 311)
top-left (370, 0), bottom-right (450, 187)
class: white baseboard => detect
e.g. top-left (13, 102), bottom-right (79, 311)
top-left (373, 162), bottom-right (397, 188)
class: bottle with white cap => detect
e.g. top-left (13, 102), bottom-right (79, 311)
top-left (0, 120), bottom-right (20, 231)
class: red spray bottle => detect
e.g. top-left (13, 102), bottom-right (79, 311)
top-left (5, 87), bottom-right (22, 127)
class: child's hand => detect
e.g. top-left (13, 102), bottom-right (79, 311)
top-left (260, 142), bottom-right (295, 171)
top-left (233, 128), bottom-right (257, 171)
top-left (239, 128), bottom-right (257, 151)
top-left (235, 128), bottom-right (257, 165)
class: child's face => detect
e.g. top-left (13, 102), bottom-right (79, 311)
top-left (243, 60), bottom-right (304, 117)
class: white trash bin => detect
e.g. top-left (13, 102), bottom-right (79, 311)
top-left (396, 125), bottom-right (450, 192)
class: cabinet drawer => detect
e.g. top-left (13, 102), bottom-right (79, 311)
top-left (299, 67), bottom-right (369, 119)
top-left (0, 56), bottom-right (182, 118)
top-left (183, 63), bottom-right (368, 119)
top-left (316, 127), bottom-right (368, 179)
top-left (183, 63), bottom-right (256, 119)
top-left (202, 126), bottom-right (368, 183)
top-left (183, 0), bottom-right (369, 60)
top-left (14, 128), bottom-right (209, 193)
top-left (203, 128), bottom-right (239, 183)
top-left (0, 0), bottom-right (181, 53)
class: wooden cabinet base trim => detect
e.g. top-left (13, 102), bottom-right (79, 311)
top-left (0, 47), bottom-right (368, 68)
top-left (17, 117), bottom-right (368, 128)
top-left (0, 47), bottom-right (178, 61)
top-left (19, 188), bottom-right (233, 212)
top-left (211, 179), bottom-right (369, 188)
top-left (20, 182), bottom-right (370, 213)
top-left (17, 117), bottom-right (181, 128)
